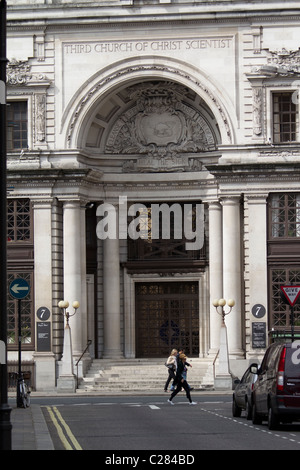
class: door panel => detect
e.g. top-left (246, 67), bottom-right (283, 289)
top-left (135, 282), bottom-right (199, 357)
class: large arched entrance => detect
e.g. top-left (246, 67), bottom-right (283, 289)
top-left (77, 75), bottom-right (224, 358)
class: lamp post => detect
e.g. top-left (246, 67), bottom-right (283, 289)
top-left (58, 300), bottom-right (79, 326)
top-left (212, 298), bottom-right (235, 390)
top-left (57, 300), bottom-right (79, 393)
top-left (213, 298), bottom-right (235, 325)
top-left (0, 0), bottom-right (12, 450)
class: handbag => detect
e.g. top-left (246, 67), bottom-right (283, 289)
top-left (165, 362), bottom-right (174, 369)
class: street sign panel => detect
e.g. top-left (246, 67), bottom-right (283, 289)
top-left (252, 304), bottom-right (266, 319)
top-left (280, 285), bottom-right (300, 307)
top-left (9, 278), bottom-right (30, 299)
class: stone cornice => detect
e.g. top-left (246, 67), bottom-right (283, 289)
top-left (7, 168), bottom-right (102, 184)
top-left (7, 4), bottom-right (300, 30)
top-left (206, 162), bottom-right (300, 178)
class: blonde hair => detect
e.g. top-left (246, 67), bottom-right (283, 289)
top-left (171, 349), bottom-right (178, 355)
top-left (179, 353), bottom-right (187, 360)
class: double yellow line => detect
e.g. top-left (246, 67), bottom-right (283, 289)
top-left (46, 406), bottom-right (82, 450)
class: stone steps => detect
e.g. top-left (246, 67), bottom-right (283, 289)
top-left (77, 358), bottom-right (215, 393)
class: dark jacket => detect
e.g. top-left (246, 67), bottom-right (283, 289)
top-left (173, 359), bottom-right (185, 385)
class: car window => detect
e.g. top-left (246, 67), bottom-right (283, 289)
top-left (260, 348), bottom-right (272, 372)
top-left (240, 369), bottom-right (249, 383)
top-left (267, 344), bottom-right (282, 369)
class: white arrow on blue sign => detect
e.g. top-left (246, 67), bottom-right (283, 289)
top-left (9, 278), bottom-right (30, 299)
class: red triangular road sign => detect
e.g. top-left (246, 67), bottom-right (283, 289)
top-left (280, 285), bottom-right (300, 307)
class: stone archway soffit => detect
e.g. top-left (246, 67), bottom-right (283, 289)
top-left (63, 57), bottom-right (235, 148)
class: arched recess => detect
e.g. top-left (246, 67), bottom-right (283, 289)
top-left (62, 56), bottom-right (236, 151)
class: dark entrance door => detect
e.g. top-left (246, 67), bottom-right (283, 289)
top-left (135, 282), bottom-right (199, 358)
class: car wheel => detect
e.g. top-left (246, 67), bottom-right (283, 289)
top-left (245, 400), bottom-right (252, 420)
top-left (268, 406), bottom-right (279, 430)
top-left (232, 397), bottom-right (242, 417)
top-left (252, 403), bottom-right (262, 425)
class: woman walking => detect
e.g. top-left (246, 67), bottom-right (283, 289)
top-left (164, 348), bottom-right (177, 392)
top-left (167, 353), bottom-right (197, 405)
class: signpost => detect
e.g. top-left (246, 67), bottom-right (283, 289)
top-left (36, 307), bottom-right (51, 352)
top-left (0, 0), bottom-right (11, 450)
top-left (280, 285), bottom-right (300, 342)
top-left (9, 278), bottom-right (30, 300)
top-left (9, 278), bottom-right (30, 407)
top-left (280, 286), bottom-right (300, 307)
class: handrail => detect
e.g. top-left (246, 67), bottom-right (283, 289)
top-left (213, 349), bottom-right (219, 379)
top-left (76, 339), bottom-right (92, 389)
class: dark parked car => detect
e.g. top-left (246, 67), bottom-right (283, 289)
top-left (251, 341), bottom-right (300, 430)
top-left (232, 364), bottom-right (258, 420)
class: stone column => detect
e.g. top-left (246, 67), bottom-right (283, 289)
top-left (208, 201), bottom-right (223, 354)
top-left (32, 199), bottom-right (55, 391)
top-left (62, 200), bottom-right (87, 357)
top-left (102, 203), bottom-right (122, 358)
top-left (245, 195), bottom-right (268, 355)
top-left (221, 197), bottom-right (243, 357)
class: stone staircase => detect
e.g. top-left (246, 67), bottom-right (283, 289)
top-left (76, 358), bottom-right (215, 393)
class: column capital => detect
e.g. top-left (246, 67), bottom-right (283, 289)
top-left (244, 194), bottom-right (268, 205)
top-left (58, 197), bottom-right (91, 208)
top-left (220, 196), bottom-right (241, 206)
top-left (31, 198), bottom-right (54, 209)
top-left (208, 200), bottom-right (222, 211)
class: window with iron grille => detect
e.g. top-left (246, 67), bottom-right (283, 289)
top-left (7, 199), bottom-right (34, 349)
top-left (269, 193), bottom-right (300, 238)
top-left (7, 199), bottom-right (32, 243)
top-left (7, 101), bottom-right (28, 151)
top-left (127, 202), bottom-right (206, 261)
top-left (269, 268), bottom-right (300, 330)
top-left (7, 272), bottom-right (34, 348)
top-left (268, 193), bottom-right (300, 332)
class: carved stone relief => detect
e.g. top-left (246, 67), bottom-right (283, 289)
top-left (250, 48), bottom-right (300, 76)
top-left (104, 82), bottom-right (216, 172)
top-left (252, 87), bottom-right (262, 136)
top-left (35, 94), bottom-right (46, 142)
top-left (7, 58), bottom-right (47, 85)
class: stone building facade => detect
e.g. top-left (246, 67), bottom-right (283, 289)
top-left (6, 0), bottom-right (300, 390)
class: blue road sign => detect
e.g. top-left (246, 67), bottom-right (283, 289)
top-left (9, 278), bottom-right (30, 299)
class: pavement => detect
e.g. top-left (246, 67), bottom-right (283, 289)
top-left (10, 402), bottom-right (54, 450)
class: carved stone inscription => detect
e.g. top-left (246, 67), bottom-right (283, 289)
top-left (64, 37), bottom-right (233, 55)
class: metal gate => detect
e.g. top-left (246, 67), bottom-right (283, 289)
top-left (135, 282), bottom-right (199, 357)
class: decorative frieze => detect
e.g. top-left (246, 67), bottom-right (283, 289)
top-left (123, 155), bottom-right (202, 173)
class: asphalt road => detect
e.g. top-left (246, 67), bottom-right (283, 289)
top-left (33, 394), bottom-right (300, 452)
